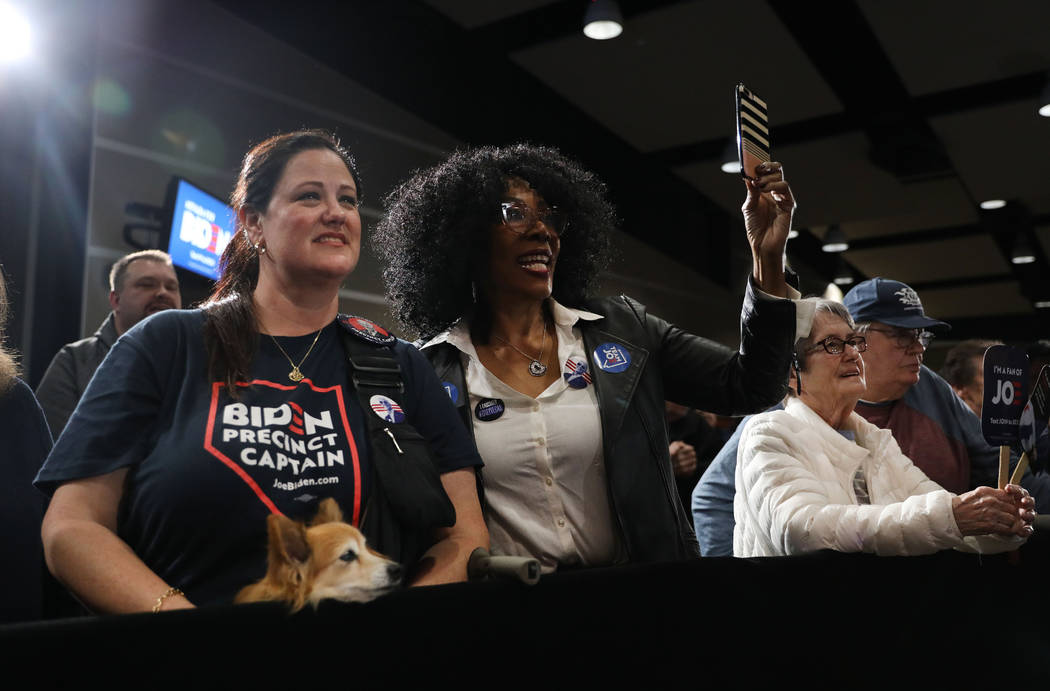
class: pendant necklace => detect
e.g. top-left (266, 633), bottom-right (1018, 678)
top-left (270, 327), bottom-right (324, 382)
top-left (492, 321), bottom-right (549, 377)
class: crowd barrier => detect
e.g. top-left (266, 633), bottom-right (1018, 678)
top-left (4, 538), bottom-right (1049, 686)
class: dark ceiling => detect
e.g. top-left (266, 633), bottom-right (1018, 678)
top-left (215, 0), bottom-right (1050, 343)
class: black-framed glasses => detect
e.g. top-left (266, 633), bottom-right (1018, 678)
top-left (499, 201), bottom-right (569, 236)
top-left (804, 335), bottom-right (867, 355)
top-left (866, 327), bottom-right (934, 349)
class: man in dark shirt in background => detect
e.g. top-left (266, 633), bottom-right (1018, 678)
top-left (35, 249), bottom-right (181, 436)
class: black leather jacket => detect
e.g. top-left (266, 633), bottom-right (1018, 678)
top-left (421, 278), bottom-right (796, 563)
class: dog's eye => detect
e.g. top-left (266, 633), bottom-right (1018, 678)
top-left (340, 550), bottom-right (358, 562)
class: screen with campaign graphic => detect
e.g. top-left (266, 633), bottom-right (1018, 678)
top-left (166, 178), bottom-right (235, 281)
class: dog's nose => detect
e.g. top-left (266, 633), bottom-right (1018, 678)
top-left (387, 563), bottom-right (403, 582)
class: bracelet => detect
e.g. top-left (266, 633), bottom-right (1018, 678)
top-left (152, 586), bottom-right (184, 613)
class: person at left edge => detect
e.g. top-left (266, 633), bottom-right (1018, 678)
top-left (0, 269), bottom-right (53, 622)
top-left (375, 144), bottom-right (807, 572)
top-left (36, 130), bottom-right (488, 613)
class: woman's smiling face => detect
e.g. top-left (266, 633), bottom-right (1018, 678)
top-left (477, 178), bottom-right (561, 304)
top-left (798, 311), bottom-right (867, 414)
top-left (247, 147), bottom-right (362, 286)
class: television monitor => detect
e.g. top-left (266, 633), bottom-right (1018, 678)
top-left (165, 177), bottom-right (235, 282)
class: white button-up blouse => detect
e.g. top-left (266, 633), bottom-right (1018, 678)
top-left (423, 299), bottom-right (624, 572)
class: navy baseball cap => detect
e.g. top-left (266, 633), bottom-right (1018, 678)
top-left (842, 278), bottom-right (950, 332)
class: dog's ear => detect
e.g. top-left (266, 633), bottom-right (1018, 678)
top-left (268, 513), bottom-right (311, 566)
top-left (311, 497), bottom-right (344, 526)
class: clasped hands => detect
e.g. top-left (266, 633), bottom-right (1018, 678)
top-left (952, 484), bottom-right (1036, 538)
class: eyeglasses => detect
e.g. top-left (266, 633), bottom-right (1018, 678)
top-left (804, 335), bottom-right (868, 355)
top-left (866, 327), bottom-right (934, 349)
top-left (499, 201), bottom-right (568, 236)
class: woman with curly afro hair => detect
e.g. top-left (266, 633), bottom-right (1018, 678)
top-left (374, 143), bottom-right (804, 571)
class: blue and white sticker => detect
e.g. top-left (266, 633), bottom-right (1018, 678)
top-left (475, 398), bottom-right (505, 422)
top-left (443, 381), bottom-right (459, 405)
top-left (563, 356), bottom-right (592, 389)
top-left (592, 342), bottom-right (632, 373)
top-left (369, 395), bottom-right (405, 423)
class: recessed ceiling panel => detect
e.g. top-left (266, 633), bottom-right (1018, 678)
top-left (422, 0), bottom-right (558, 29)
top-left (511, 1), bottom-right (840, 152)
top-left (918, 281), bottom-right (1032, 320)
top-left (674, 132), bottom-right (975, 234)
top-left (930, 103), bottom-right (1050, 217)
top-left (858, 0), bottom-right (1050, 95)
top-left (845, 235), bottom-right (1010, 285)
top-left (836, 179), bottom-right (978, 241)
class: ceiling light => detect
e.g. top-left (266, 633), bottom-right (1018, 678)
top-left (1035, 301), bottom-right (1050, 309)
top-left (980, 199), bottom-right (1006, 210)
top-left (833, 258), bottom-right (853, 285)
top-left (823, 283), bottom-right (844, 302)
top-left (583, 0), bottom-right (623, 40)
top-left (1011, 233), bottom-right (1036, 264)
top-left (1039, 75), bottom-right (1050, 117)
top-left (719, 138), bottom-right (741, 174)
top-left (0, 3), bottom-right (31, 64)
top-left (821, 224), bottom-right (848, 253)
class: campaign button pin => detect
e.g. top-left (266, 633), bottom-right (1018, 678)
top-left (443, 381), bottom-right (459, 405)
top-left (592, 342), bottom-right (631, 373)
top-left (563, 356), bottom-right (592, 389)
top-left (369, 395), bottom-right (405, 423)
top-left (337, 314), bottom-right (396, 346)
top-left (475, 398), bottom-right (505, 422)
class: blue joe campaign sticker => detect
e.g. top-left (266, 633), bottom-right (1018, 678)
top-left (475, 398), bottom-right (505, 422)
top-left (369, 395), bottom-right (406, 423)
top-left (592, 342), bottom-right (632, 374)
top-left (443, 382), bottom-right (459, 405)
top-left (563, 357), bottom-right (591, 389)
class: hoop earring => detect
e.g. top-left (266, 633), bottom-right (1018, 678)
top-left (471, 280), bottom-right (477, 303)
top-left (792, 355), bottom-right (802, 396)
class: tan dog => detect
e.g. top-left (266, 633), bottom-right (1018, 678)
top-left (235, 498), bottom-right (402, 611)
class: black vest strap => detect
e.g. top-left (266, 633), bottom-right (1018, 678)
top-left (336, 322), bottom-right (455, 568)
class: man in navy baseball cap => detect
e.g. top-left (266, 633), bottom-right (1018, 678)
top-left (842, 277), bottom-right (1002, 496)
top-left (842, 277), bottom-right (950, 332)
top-left (843, 278), bottom-right (950, 425)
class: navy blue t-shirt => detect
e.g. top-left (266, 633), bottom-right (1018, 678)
top-left (35, 309), bottom-right (481, 605)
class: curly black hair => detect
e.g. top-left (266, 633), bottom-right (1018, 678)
top-left (373, 143), bottom-right (616, 336)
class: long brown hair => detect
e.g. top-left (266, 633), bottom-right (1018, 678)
top-left (203, 130), bottom-right (361, 393)
top-left (0, 267), bottom-right (19, 395)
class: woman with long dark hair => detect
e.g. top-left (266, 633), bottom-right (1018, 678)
top-left (38, 130), bottom-right (487, 613)
top-left (375, 143), bottom-right (801, 571)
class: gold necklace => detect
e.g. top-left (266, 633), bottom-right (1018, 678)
top-left (270, 328), bottom-right (323, 382)
top-left (492, 321), bottom-right (549, 377)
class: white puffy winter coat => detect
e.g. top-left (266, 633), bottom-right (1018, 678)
top-left (733, 397), bottom-right (1019, 557)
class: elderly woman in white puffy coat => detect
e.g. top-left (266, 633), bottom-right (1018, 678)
top-left (734, 299), bottom-right (1035, 557)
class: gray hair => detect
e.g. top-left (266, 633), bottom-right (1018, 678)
top-left (793, 299), bottom-right (856, 372)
